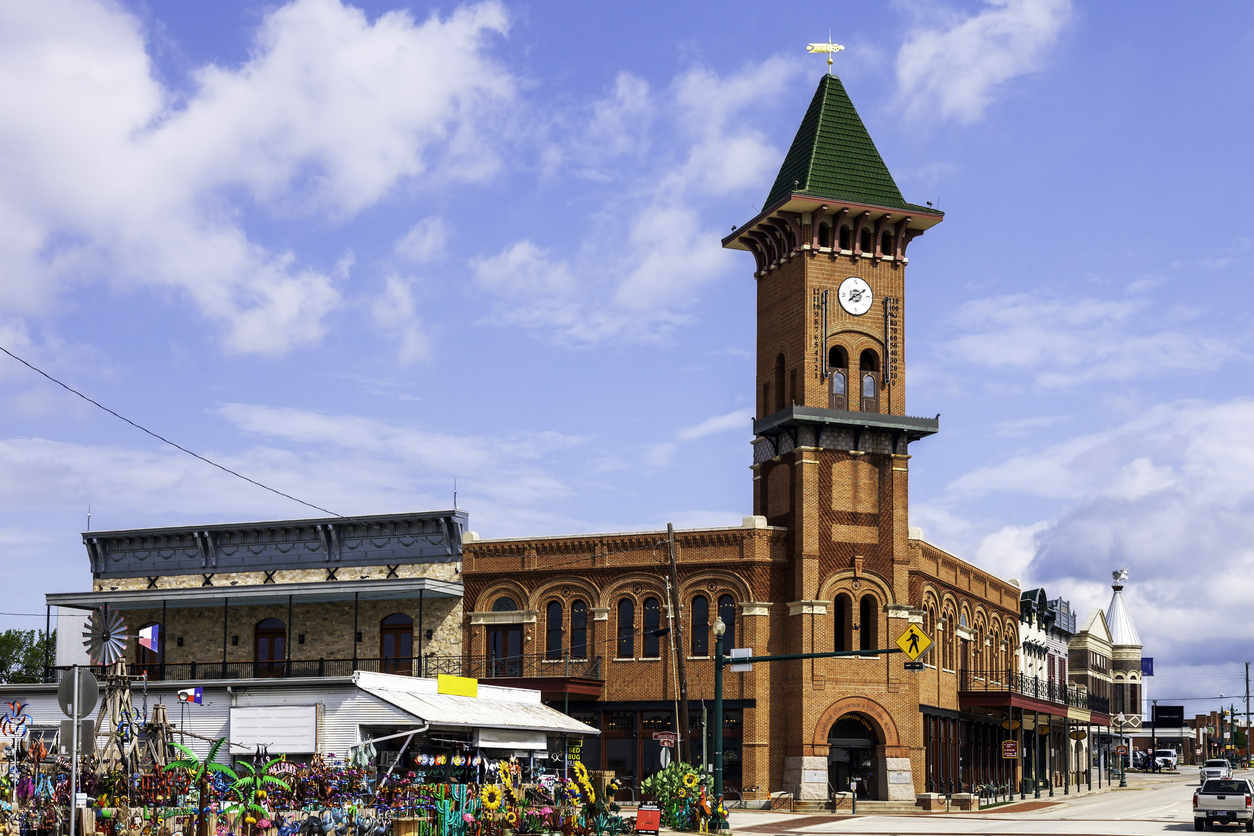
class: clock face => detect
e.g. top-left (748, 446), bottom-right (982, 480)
top-left (838, 276), bottom-right (873, 316)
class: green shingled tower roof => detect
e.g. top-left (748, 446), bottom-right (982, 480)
top-left (764, 74), bottom-right (934, 214)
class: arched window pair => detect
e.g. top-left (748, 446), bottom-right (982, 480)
top-left (545, 600), bottom-right (589, 660)
top-left (690, 594), bottom-right (736, 655)
top-left (833, 593), bottom-right (879, 652)
top-left (617, 597), bottom-right (662, 659)
top-left (827, 347), bottom-right (880, 413)
top-left (817, 223), bottom-right (854, 251)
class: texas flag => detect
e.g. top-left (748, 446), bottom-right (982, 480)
top-left (138, 624), bottom-right (159, 653)
top-left (177, 687), bottom-right (202, 704)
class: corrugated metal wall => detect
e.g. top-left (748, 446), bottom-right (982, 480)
top-left (232, 683), bottom-right (416, 758)
top-left (1, 679), bottom-right (426, 762)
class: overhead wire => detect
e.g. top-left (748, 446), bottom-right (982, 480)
top-left (0, 343), bottom-right (462, 543)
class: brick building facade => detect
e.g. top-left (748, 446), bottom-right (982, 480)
top-left (461, 73), bottom-right (1109, 803)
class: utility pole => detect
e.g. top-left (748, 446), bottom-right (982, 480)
top-left (1246, 662), bottom-right (1250, 765)
top-left (667, 523), bottom-right (692, 766)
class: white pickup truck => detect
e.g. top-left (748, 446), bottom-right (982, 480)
top-left (1202, 760), bottom-right (1236, 782)
top-left (1194, 778), bottom-right (1254, 831)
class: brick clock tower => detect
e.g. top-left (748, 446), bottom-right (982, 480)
top-left (722, 72), bottom-right (945, 800)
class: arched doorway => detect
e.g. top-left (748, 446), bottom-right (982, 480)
top-left (828, 715), bottom-right (880, 799)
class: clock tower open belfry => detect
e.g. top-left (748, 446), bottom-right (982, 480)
top-left (722, 71), bottom-right (945, 798)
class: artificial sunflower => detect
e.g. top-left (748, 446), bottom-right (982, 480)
top-left (572, 761), bottom-right (589, 783)
top-left (678, 789), bottom-right (688, 798)
top-left (682, 772), bottom-right (698, 789)
top-left (579, 782), bottom-right (596, 804)
top-left (481, 784), bottom-right (504, 811)
top-left (504, 811), bottom-right (518, 826)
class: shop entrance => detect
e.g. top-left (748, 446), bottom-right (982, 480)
top-left (828, 715), bottom-right (880, 800)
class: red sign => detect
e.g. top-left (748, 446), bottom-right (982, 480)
top-left (652, 732), bottom-right (679, 742)
top-left (1001, 740), bottom-right (1019, 759)
top-left (1116, 745), bottom-right (1128, 755)
top-left (636, 804), bottom-right (661, 836)
top-left (659, 739), bottom-right (674, 747)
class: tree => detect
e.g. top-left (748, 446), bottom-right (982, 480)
top-left (168, 738), bottom-right (237, 836)
top-left (0, 629), bottom-right (54, 683)
top-left (225, 758), bottom-right (290, 835)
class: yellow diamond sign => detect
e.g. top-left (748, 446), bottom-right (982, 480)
top-left (896, 624), bottom-right (932, 661)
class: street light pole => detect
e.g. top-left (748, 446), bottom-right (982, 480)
top-left (1116, 713), bottom-right (1127, 788)
top-left (713, 616), bottom-right (726, 804)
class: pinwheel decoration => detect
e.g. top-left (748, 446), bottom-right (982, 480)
top-left (82, 607), bottom-right (128, 665)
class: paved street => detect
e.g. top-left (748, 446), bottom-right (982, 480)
top-left (727, 767), bottom-right (1237, 835)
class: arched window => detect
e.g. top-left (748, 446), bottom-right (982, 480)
top-left (546, 601), bottom-right (564, 660)
top-left (859, 595), bottom-right (877, 652)
top-left (255, 618), bottom-right (286, 678)
top-left (381, 613), bottom-right (414, 674)
top-left (137, 621), bottom-right (162, 676)
top-left (828, 346), bottom-right (848, 410)
top-left (818, 222), bottom-right (830, 248)
top-left (881, 231), bottom-right (894, 258)
top-left (642, 597), bottom-right (661, 658)
top-left (860, 227), bottom-right (873, 254)
top-left (718, 595), bottom-right (737, 650)
top-left (617, 599), bottom-right (635, 659)
top-left (492, 596), bottom-right (518, 612)
top-left (691, 595), bottom-right (709, 656)
top-left (571, 600), bottom-right (588, 659)
top-left (941, 606), bottom-right (956, 670)
top-left (774, 354), bottom-right (786, 412)
top-left (839, 224), bottom-right (851, 251)
top-left (833, 594), bottom-right (852, 652)
top-left (860, 349), bottom-right (880, 412)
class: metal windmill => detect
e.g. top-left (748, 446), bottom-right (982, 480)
top-left (82, 608), bottom-right (128, 665)
top-left (80, 608), bottom-right (144, 773)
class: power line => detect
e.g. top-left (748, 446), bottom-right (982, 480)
top-left (0, 343), bottom-right (340, 519)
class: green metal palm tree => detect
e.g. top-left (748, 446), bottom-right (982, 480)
top-left (168, 738), bottom-right (238, 836)
top-left (225, 758), bottom-right (291, 836)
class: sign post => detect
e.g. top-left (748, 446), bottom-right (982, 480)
top-left (57, 666), bottom-right (98, 836)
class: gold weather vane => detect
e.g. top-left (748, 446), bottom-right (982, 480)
top-left (806, 34), bottom-right (845, 74)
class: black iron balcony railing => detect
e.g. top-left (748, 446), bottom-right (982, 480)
top-left (47, 652), bottom-right (603, 683)
top-left (959, 668), bottom-right (1109, 714)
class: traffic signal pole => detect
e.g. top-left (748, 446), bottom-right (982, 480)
top-left (711, 628), bottom-right (905, 816)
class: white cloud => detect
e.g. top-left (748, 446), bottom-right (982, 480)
top-left (936, 398), bottom-right (1254, 666)
top-left (646, 407), bottom-right (754, 467)
top-left (396, 217), bottom-right (450, 263)
top-left (895, 0), bottom-right (1071, 123)
top-left (370, 274), bottom-right (429, 364)
top-left (0, 402), bottom-right (594, 538)
top-left (473, 58), bottom-right (800, 345)
top-left (926, 292), bottom-right (1243, 388)
top-left (0, 0), bottom-right (513, 354)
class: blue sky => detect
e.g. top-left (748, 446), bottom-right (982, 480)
top-left (1, 0), bottom-right (1252, 704)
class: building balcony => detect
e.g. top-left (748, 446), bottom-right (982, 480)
top-left (958, 669), bottom-right (1109, 717)
top-left (48, 651), bottom-right (604, 698)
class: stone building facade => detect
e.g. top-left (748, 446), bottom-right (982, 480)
top-left (49, 511), bottom-right (466, 678)
top-left (459, 73), bottom-right (1109, 803)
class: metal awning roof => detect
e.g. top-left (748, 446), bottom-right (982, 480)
top-left (354, 671), bottom-right (598, 736)
top-left (47, 577), bottom-right (462, 611)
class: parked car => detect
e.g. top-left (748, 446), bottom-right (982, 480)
top-left (1194, 778), bottom-right (1254, 831)
top-left (1203, 760), bottom-right (1235, 782)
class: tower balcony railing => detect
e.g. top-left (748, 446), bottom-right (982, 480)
top-left (959, 668), bottom-right (1108, 714)
top-left (46, 651), bottom-right (603, 684)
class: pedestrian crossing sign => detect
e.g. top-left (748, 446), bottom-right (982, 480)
top-left (896, 624), bottom-right (932, 661)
